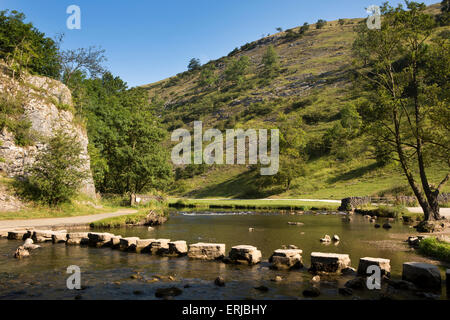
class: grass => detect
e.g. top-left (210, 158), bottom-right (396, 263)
top-left (90, 202), bottom-right (167, 228)
top-left (0, 200), bottom-right (113, 220)
top-left (168, 198), bottom-right (339, 211)
top-left (418, 237), bottom-right (450, 262)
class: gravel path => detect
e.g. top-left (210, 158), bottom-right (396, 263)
top-left (0, 209), bottom-right (137, 231)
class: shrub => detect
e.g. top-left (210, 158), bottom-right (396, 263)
top-left (418, 237), bottom-right (450, 262)
top-left (316, 19), bottom-right (327, 29)
top-left (18, 130), bottom-right (88, 206)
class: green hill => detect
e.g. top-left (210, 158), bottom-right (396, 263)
top-left (143, 3), bottom-right (449, 200)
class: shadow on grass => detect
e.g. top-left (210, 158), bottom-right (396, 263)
top-left (326, 162), bottom-right (380, 184)
top-left (186, 170), bottom-right (281, 199)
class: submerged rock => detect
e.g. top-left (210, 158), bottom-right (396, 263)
top-left (214, 276), bottom-right (225, 287)
top-left (155, 287), bottom-right (183, 298)
top-left (23, 238), bottom-right (40, 250)
top-left (303, 286), bottom-right (320, 297)
top-left (14, 246), bottom-right (30, 259)
top-left (320, 235), bottom-right (331, 242)
top-left (382, 223), bottom-right (392, 229)
top-left (254, 285), bottom-right (269, 292)
top-left (344, 277), bottom-right (366, 290)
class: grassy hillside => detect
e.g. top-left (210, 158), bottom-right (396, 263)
top-left (143, 3), bottom-right (449, 200)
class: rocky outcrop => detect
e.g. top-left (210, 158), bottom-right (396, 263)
top-left (0, 64), bottom-right (95, 197)
top-left (402, 262), bottom-right (441, 291)
top-left (309, 252), bottom-right (351, 274)
top-left (269, 249), bottom-right (303, 269)
top-left (188, 243), bottom-right (226, 260)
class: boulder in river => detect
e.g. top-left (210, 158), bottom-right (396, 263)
top-left (109, 236), bottom-right (122, 249)
top-left (332, 235), bottom-right (340, 241)
top-left (168, 241), bottom-right (188, 256)
top-left (14, 246), bottom-right (29, 259)
top-left (52, 232), bottom-right (67, 243)
top-left (269, 249), bottom-right (303, 270)
top-left (23, 238), bottom-right (40, 250)
top-left (320, 235), bottom-right (331, 242)
top-left (139, 210), bottom-right (168, 226)
top-left (227, 245), bottom-right (262, 265)
top-left (357, 257), bottom-right (391, 277)
top-left (151, 239), bottom-right (171, 255)
top-left (88, 232), bottom-right (114, 247)
top-left (402, 262), bottom-right (441, 291)
top-left (309, 252), bottom-right (351, 274)
top-left (214, 276), bottom-right (225, 287)
top-left (382, 223), bottom-right (392, 229)
top-left (188, 243), bottom-right (225, 260)
top-left (33, 230), bottom-right (67, 243)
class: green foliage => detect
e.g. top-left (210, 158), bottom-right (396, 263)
top-left (224, 56), bottom-right (250, 85)
top-left (437, 0), bottom-right (450, 25)
top-left (198, 64), bottom-right (218, 88)
top-left (80, 73), bottom-right (173, 194)
top-left (260, 45), bottom-right (280, 80)
top-left (17, 131), bottom-right (88, 206)
top-left (338, 19), bottom-right (345, 26)
top-left (316, 19), bottom-right (327, 29)
top-left (188, 58), bottom-right (201, 71)
top-left (418, 237), bottom-right (450, 262)
top-left (299, 22), bottom-right (310, 34)
top-left (352, 1), bottom-right (450, 220)
top-left (0, 10), bottom-right (60, 78)
top-left (0, 93), bottom-right (35, 146)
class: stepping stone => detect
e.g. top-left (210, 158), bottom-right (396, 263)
top-left (119, 237), bottom-right (140, 251)
top-left (151, 239), bottom-right (171, 255)
top-left (66, 232), bottom-right (89, 245)
top-left (8, 230), bottom-right (31, 240)
top-left (227, 245), bottom-right (262, 265)
top-left (168, 241), bottom-right (188, 256)
top-left (109, 236), bottom-right (122, 249)
top-left (134, 239), bottom-right (156, 253)
top-left (188, 243), bottom-right (225, 260)
top-left (357, 257), bottom-right (391, 277)
top-left (269, 249), bottom-right (303, 269)
top-left (52, 232), bottom-right (68, 243)
top-left (309, 252), bottom-right (351, 274)
top-left (402, 262), bottom-right (441, 291)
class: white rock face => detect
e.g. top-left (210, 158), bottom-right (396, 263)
top-left (309, 252), bottom-right (351, 273)
top-left (357, 257), bottom-right (391, 276)
top-left (0, 65), bottom-right (95, 197)
top-left (269, 249), bottom-right (303, 269)
top-left (402, 262), bottom-right (441, 290)
top-left (188, 243), bottom-right (226, 260)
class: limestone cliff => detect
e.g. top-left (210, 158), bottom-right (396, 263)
top-left (0, 64), bottom-right (96, 197)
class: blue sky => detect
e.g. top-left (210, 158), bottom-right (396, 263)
top-left (1, 0), bottom-right (438, 87)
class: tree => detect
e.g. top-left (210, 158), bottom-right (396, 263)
top-left (0, 10), bottom-right (60, 78)
top-left (224, 56), bottom-right (250, 85)
top-left (352, 1), bottom-right (449, 222)
top-left (339, 19), bottom-right (346, 26)
top-left (437, 0), bottom-right (450, 25)
top-left (260, 45), bottom-right (280, 80)
top-left (316, 19), bottom-right (327, 29)
top-left (60, 46), bottom-right (107, 84)
top-left (299, 22), bottom-right (310, 34)
top-left (26, 131), bottom-right (88, 206)
top-left (188, 58), bottom-right (201, 71)
top-left (276, 27), bottom-right (283, 32)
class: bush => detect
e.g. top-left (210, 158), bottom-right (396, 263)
top-left (418, 238), bottom-right (450, 262)
top-left (18, 130), bottom-right (88, 206)
top-left (316, 19), bottom-right (327, 29)
top-left (372, 205), bottom-right (408, 218)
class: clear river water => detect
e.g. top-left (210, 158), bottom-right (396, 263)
top-left (0, 210), bottom-right (448, 300)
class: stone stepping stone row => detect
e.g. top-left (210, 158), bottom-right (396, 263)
top-left (2, 230), bottom-right (448, 291)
